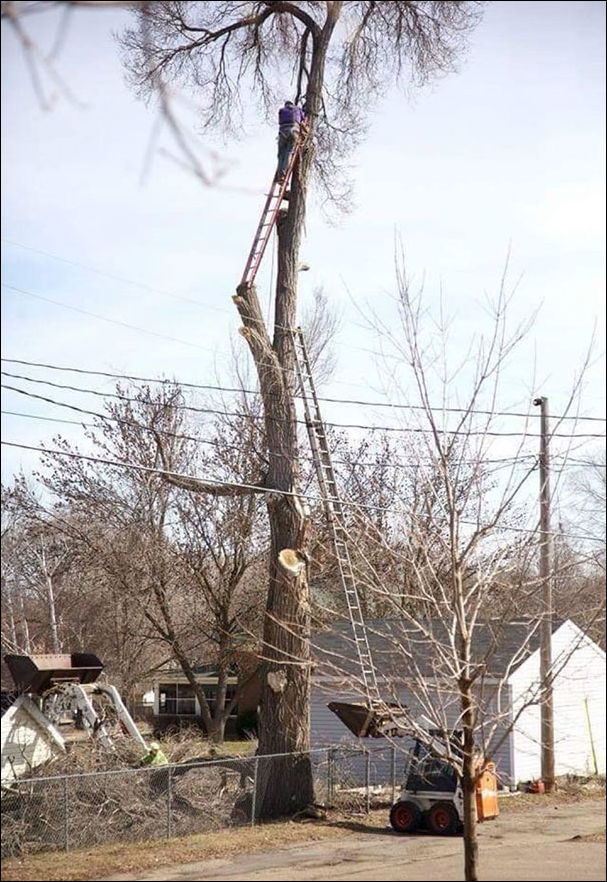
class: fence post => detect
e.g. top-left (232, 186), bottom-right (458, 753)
top-left (365, 748), bottom-right (370, 814)
top-left (391, 744), bottom-right (397, 805)
top-left (63, 776), bottom-right (69, 852)
top-left (327, 748), bottom-right (334, 805)
top-left (167, 766), bottom-right (173, 839)
top-left (251, 756), bottom-right (259, 827)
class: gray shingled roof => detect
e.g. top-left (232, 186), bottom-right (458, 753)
top-left (311, 618), bottom-right (566, 681)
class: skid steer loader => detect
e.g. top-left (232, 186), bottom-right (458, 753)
top-left (328, 701), bottom-right (498, 835)
top-left (389, 736), bottom-right (498, 835)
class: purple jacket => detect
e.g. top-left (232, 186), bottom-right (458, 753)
top-left (279, 105), bottom-right (305, 132)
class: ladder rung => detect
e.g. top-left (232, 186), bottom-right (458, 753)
top-left (291, 324), bottom-right (377, 706)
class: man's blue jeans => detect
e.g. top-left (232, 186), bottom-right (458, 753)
top-left (277, 130), bottom-right (297, 176)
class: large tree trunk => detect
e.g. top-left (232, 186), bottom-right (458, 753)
top-left (232, 269), bottom-right (313, 813)
top-left (232, 17), bottom-right (339, 819)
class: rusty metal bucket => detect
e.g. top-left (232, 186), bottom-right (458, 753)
top-left (327, 701), bottom-right (409, 738)
top-left (4, 653), bottom-right (104, 694)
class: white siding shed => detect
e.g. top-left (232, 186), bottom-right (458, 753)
top-left (510, 620), bottom-right (606, 782)
top-left (310, 618), bottom-right (606, 788)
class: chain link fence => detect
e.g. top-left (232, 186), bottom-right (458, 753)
top-left (1, 745), bottom-right (410, 857)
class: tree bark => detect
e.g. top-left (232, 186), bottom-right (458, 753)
top-left (231, 23), bottom-right (339, 817)
top-left (41, 544), bottom-right (61, 654)
top-left (6, 590), bottom-right (18, 649)
top-left (233, 270), bottom-right (313, 811)
top-left (207, 715), bottom-right (227, 744)
top-left (20, 594), bottom-right (31, 653)
top-left (461, 684), bottom-right (479, 882)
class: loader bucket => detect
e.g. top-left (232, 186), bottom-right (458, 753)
top-left (4, 653), bottom-right (104, 695)
top-left (328, 701), bottom-right (409, 738)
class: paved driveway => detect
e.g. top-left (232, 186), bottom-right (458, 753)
top-left (103, 799), bottom-right (606, 882)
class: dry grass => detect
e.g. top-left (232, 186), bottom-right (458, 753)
top-left (0, 810), bottom-right (385, 882)
top-left (147, 733), bottom-right (258, 764)
top-left (2, 777), bottom-right (604, 882)
top-left (497, 776), bottom-right (606, 815)
top-left (209, 740), bottom-right (258, 756)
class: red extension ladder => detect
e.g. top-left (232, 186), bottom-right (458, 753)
top-left (239, 136), bottom-right (304, 288)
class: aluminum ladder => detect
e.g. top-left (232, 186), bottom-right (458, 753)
top-left (240, 135), bottom-right (304, 289)
top-left (291, 327), bottom-right (382, 707)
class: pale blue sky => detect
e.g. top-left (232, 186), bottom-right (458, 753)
top-left (1, 1), bottom-right (605, 511)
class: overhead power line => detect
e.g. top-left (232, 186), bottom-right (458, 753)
top-left (2, 236), bottom-right (314, 338)
top-left (4, 405), bottom-right (599, 473)
top-left (2, 439), bottom-right (604, 545)
top-left (3, 371), bottom-right (605, 440)
top-left (0, 408), bottom-right (523, 475)
top-left (2, 283), bottom-right (209, 352)
top-left (4, 272), bottom-right (606, 432)
top-left (2, 407), bottom-right (548, 477)
top-left (1, 238), bottom-right (214, 311)
top-left (2, 281), bottom-right (375, 394)
top-left (2, 357), bottom-right (605, 424)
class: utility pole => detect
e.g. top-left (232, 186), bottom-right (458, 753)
top-left (533, 395), bottom-right (555, 791)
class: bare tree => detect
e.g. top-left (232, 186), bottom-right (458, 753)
top-left (570, 448), bottom-right (606, 546)
top-left (120, 0), bottom-right (483, 817)
top-left (1, 1), bottom-right (229, 185)
top-left (1, 480), bottom-right (80, 654)
top-left (1, 477), bottom-right (164, 704)
top-left (170, 403), bottom-right (270, 741)
top-left (35, 382), bottom-right (269, 740)
top-left (315, 431), bottom-right (488, 620)
top-left (306, 261), bottom-right (603, 882)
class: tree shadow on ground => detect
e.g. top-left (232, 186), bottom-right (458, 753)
top-left (324, 818), bottom-right (428, 837)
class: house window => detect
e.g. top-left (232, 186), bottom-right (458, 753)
top-left (157, 682), bottom-right (239, 716)
top-left (202, 685), bottom-right (238, 716)
top-left (158, 683), bottom-right (196, 715)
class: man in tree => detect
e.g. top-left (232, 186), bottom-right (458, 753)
top-left (277, 100), bottom-right (306, 182)
top-left (122, 0), bottom-right (483, 826)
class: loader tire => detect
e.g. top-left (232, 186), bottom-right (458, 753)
top-left (389, 800), bottom-right (421, 834)
top-left (426, 801), bottom-right (459, 835)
